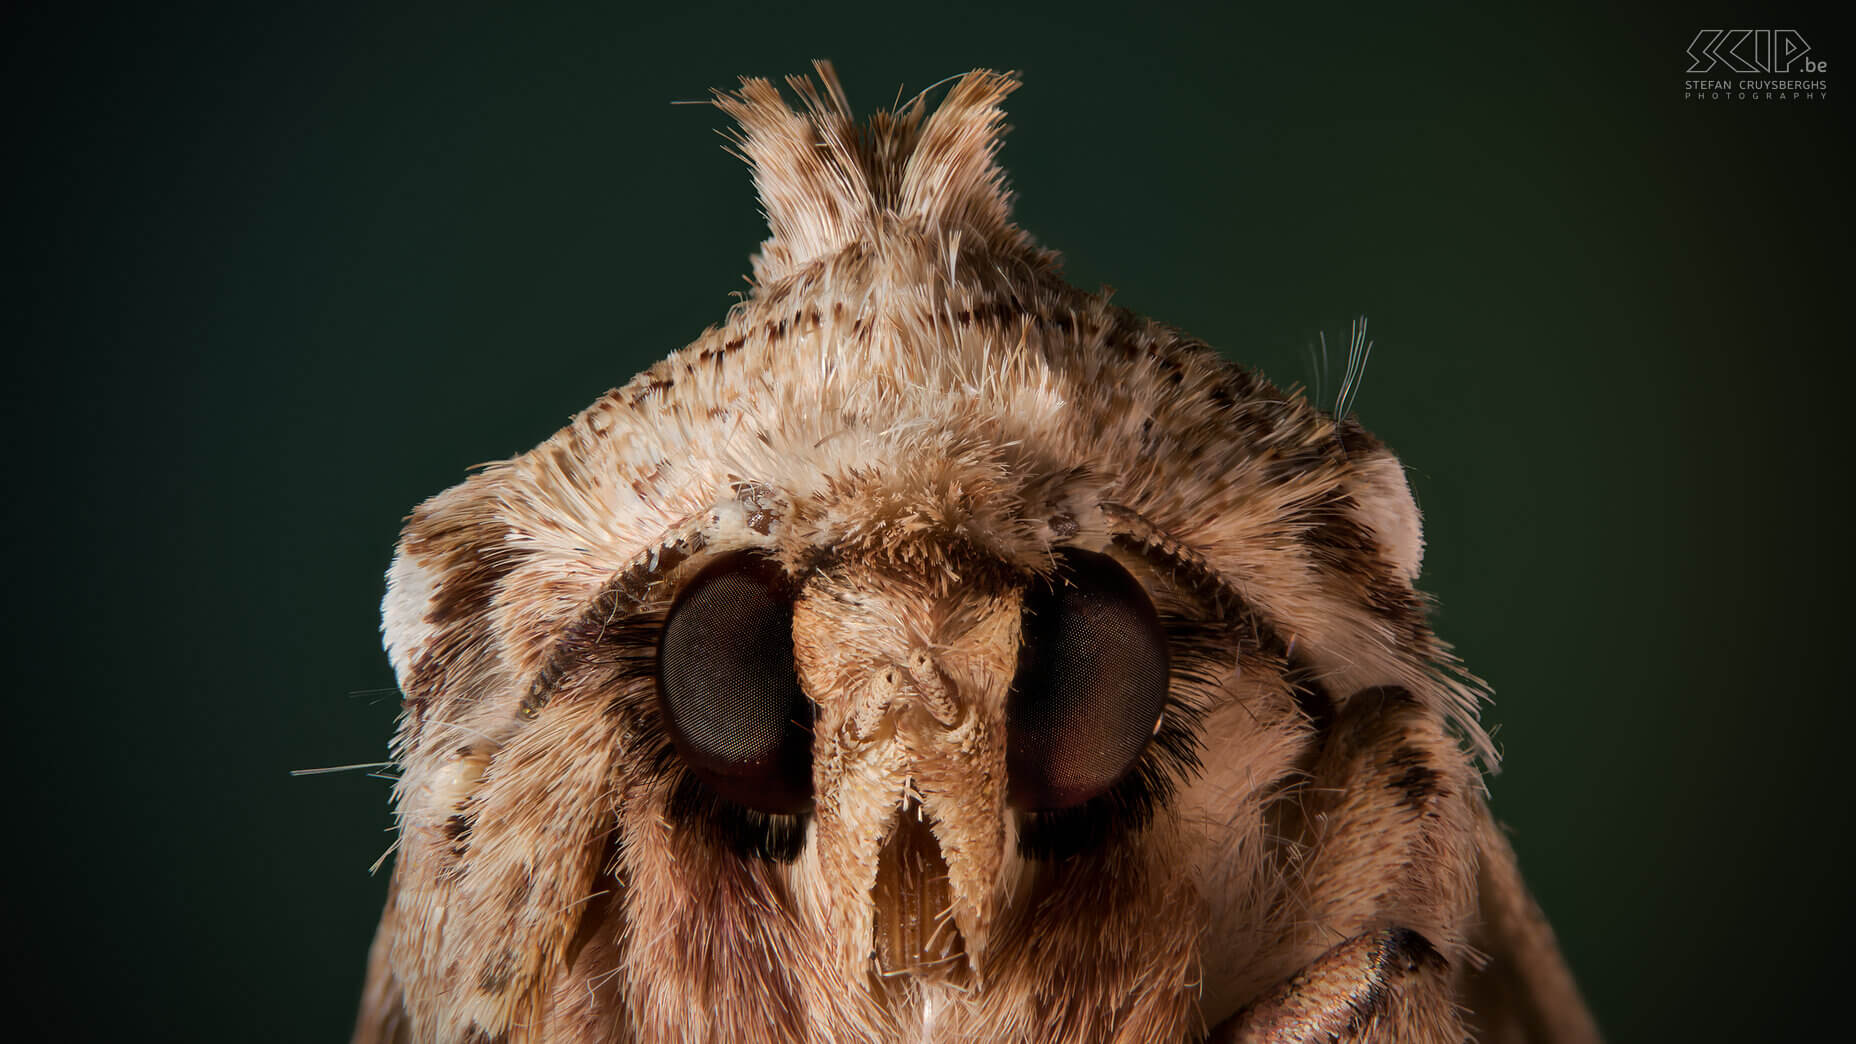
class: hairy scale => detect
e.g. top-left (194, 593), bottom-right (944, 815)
top-left (356, 62), bottom-right (1598, 1044)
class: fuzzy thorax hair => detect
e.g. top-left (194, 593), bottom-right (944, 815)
top-left (350, 62), bottom-right (1568, 1044)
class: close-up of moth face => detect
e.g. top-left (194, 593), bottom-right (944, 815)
top-left (357, 63), bottom-right (1599, 1044)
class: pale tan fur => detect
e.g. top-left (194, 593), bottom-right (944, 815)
top-left (356, 62), bottom-right (1595, 1043)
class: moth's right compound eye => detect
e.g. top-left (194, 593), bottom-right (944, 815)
top-left (656, 551), bottom-right (815, 815)
top-left (1007, 549), bottom-right (1171, 812)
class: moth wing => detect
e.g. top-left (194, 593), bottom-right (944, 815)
top-left (353, 868), bottom-right (412, 1044)
top-left (1462, 801), bottom-right (1602, 1043)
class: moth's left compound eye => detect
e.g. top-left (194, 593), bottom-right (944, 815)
top-left (1007, 548), bottom-right (1170, 812)
top-left (657, 551), bottom-right (815, 815)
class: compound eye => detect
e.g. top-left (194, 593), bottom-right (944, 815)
top-left (656, 551), bottom-right (814, 815)
top-left (1007, 549), bottom-right (1170, 812)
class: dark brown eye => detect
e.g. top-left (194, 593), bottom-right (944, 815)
top-left (1007, 549), bottom-right (1170, 812)
top-left (657, 551), bottom-right (814, 815)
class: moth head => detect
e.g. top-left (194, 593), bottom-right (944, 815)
top-left (602, 443), bottom-right (1207, 983)
top-left (374, 62), bottom-right (1479, 1042)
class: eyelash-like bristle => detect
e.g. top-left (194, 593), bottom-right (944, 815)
top-left (542, 590), bottom-right (817, 865)
top-left (664, 770), bottom-right (810, 863)
top-left (629, 664), bottom-right (813, 864)
top-left (1014, 611), bottom-right (1217, 861)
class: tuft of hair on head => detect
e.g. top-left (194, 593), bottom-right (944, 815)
top-left (712, 60), bottom-right (1035, 285)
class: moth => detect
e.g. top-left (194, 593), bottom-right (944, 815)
top-left (357, 62), bottom-right (1599, 1043)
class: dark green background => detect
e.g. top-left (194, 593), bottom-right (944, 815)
top-left (9, 2), bottom-right (1847, 1039)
